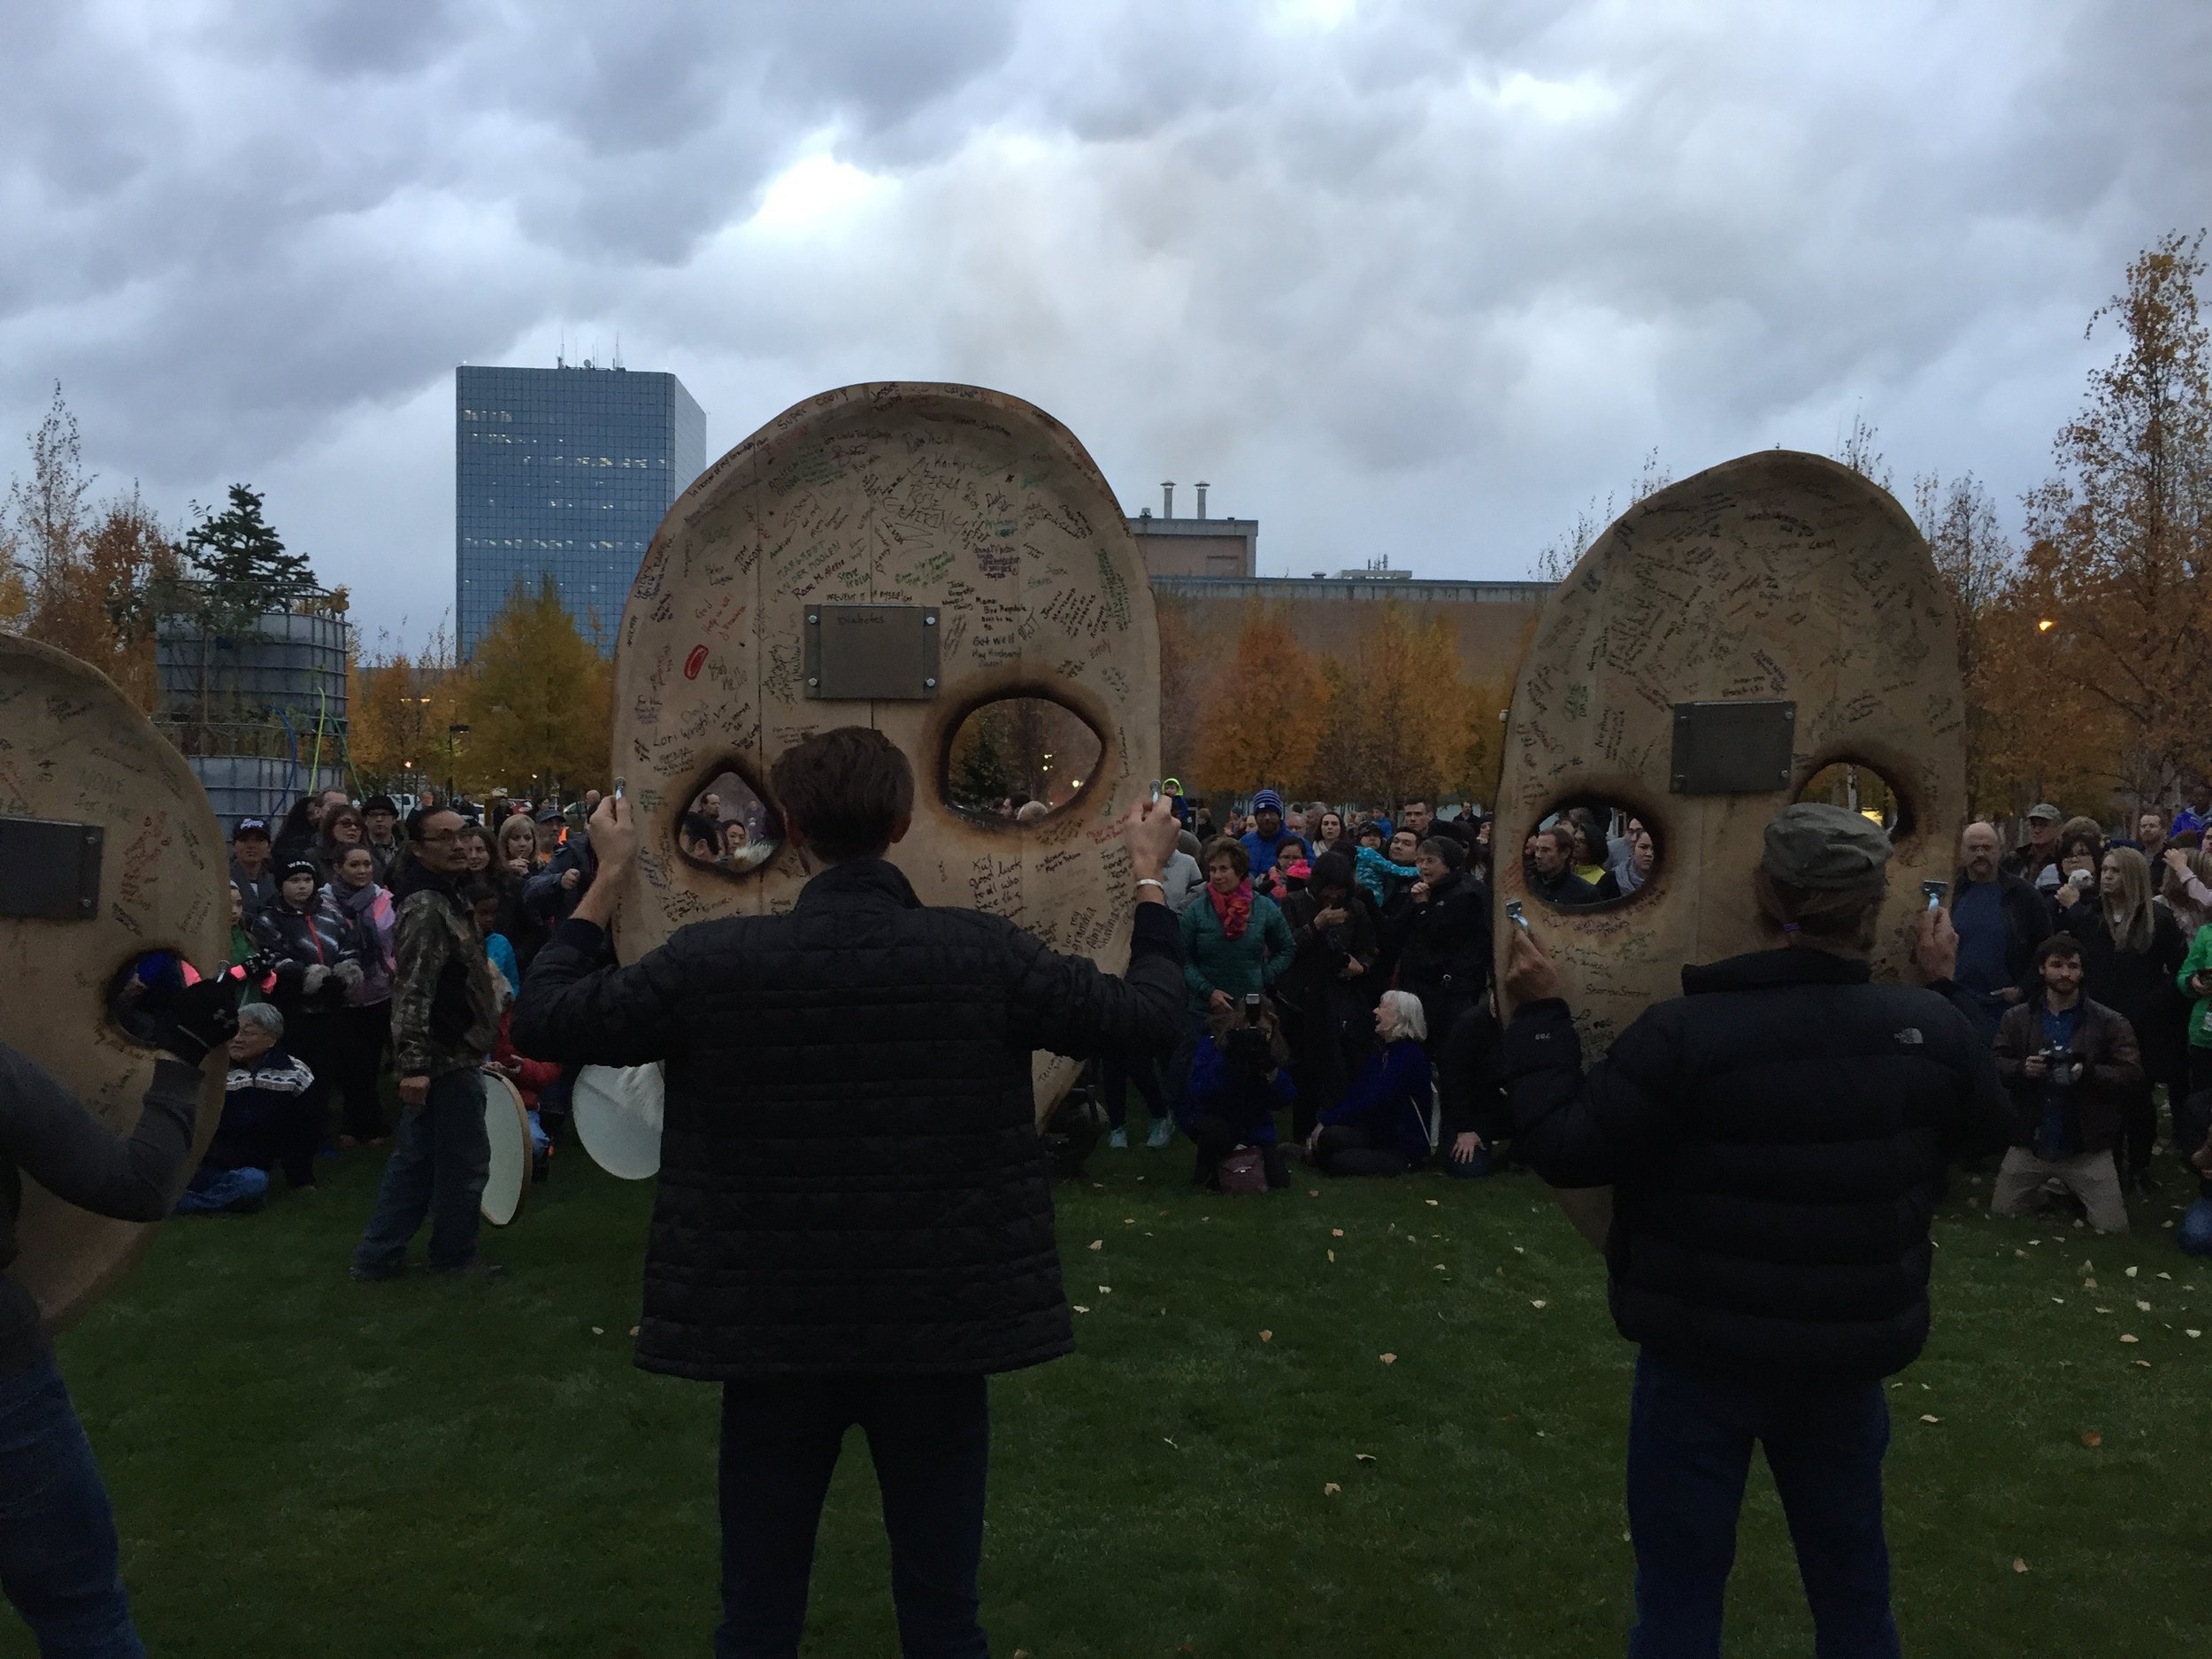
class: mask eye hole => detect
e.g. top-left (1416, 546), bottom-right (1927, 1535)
top-left (674, 765), bottom-right (782, 877)
top-left (1795, 762), bottom-right (1916, 842)
top-left (943, 695), bottom-right (1104, 826)
top-left (1523, 798), bottom-right (1661, 911)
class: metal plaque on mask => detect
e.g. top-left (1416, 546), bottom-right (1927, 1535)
top-left (1496, 451), bottom-right (1965, 1248)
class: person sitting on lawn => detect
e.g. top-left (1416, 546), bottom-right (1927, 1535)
top-left (1179, 995), bottom-right (1295, 1190)
top-left (1306, 990), bottom-right (1433, 1176)
top-left (177, 1002), bottom-right (319, 1211)
top-left (1991, 933), bottom-right (2143, 1233)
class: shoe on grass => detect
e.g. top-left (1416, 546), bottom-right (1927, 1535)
top-left (1108, 1128), bottom-right (1129, 1149)
top-left (350, 1263), bottom-right (406, 1283)
top-left (1145, 1119), bottom-right (1174, 1149)
top-left (429, 1260), bottom-right (507, 1279)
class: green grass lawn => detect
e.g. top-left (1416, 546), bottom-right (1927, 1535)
top-left (18, 1135), bottom-right (2211, 1657)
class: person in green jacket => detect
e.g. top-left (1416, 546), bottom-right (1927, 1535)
top-left (2175, 922), bottom-right (2212, 1173)
top-left (1158, 837), bottom-right (1295, 1144)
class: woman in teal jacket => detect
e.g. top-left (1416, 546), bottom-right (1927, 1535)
top-left (1164, 838), bottom-right (1295, 1133)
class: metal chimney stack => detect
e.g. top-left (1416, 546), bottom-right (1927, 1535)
top-left (1162, 481), bottom-right (1174, 518)
top-left (1195, 481), bottom-right (1210, 519)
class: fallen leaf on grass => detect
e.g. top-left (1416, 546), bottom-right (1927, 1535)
top-left (1324, 1482), bottom-right (1341, 1496)
top-left (2138, 1300), bottom-right (2152, 1311)
top-left (590, 1325), bottom-right (604, 1335)
top-left (1425, 1198), bottom-right (1440, 1206)
top-left (2125, 1265), bottom-right (2139, 1278)
top-left (1379, 1352), bottom-right (1397, 1364)
top-left (2083, 1278), bottom-right (2097, 1289)
top-left (1099, 1286), bottom-right (1112, 1294)
top-left (1088, 1240), bottom-right (1103, 1251)
top-left (1164, 1437), bottom-right (1178, 1448)
top-left (1355, 1453), bottom-right (1376, 1463)
top-left (2135, 1359), bottom-right (2152, 1368)
top-left (1260, 1330), bottom-right (1273, 1342)
top-left (1331, 1228), bottom-right (1345, 1238)
top-left (1308, 1189), bottom-right (1319, 1197)
top-left (2119, 1333), bottom-right (2139, 1343)
top-left (2187, 1329), bottom-right (2203, 1339)
top-left (1327, 1250), bottom-right (1335, 1263)
top-left (2013, 1557), bottom-right (2029, 1574)
top-left (2081, 1431), bottom-right (2102, 1448)
top-left (1512, 1245), bottom-right (1525, 1255)
top-left (1919, 1414), bottom-right (1940, 1424)
top-left (2051, 1297), bottom-right (2064, 1304)
top-left (1531, 1299), bottom-right (1548, 1310)
top-left (628, 1325), bottom-right (639, 1337)
top-left (1073, 1305), bottom-right (1091, 1314)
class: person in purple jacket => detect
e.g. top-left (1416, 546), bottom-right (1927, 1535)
top-left (1307, 991), bottom-right (1435, 1175)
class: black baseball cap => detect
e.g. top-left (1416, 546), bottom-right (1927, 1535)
top-left (234, 818), bottom-right (271, 840)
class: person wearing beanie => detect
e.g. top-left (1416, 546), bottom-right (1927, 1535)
top-left (1240, 788), bottom-right (1293, 875)
top-left (1499, 803), bottom-right (2014, 1655)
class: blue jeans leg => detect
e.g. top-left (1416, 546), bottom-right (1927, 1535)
top-left (1766, 1383), bottom-right (1899, 1658)
top-left (425, 1070), bottom-right (490, 1271)
top-left (1626, 1355), bottom-right (1754, 1659)
top-left (351, 1069), bottom-right (489, 1275)
top-left (0, 1360), bottom-right (144, 1659)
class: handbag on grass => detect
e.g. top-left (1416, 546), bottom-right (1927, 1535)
top-left (1217, 1147), bottom-right (1268, 1194)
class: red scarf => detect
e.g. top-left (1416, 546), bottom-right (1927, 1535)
top-left (1208, 877), bottom-right (1254, 941)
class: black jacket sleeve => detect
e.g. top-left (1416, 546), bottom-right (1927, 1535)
top-left (0, 1048), bottom-right (204, 1222)
top-left (508, 918), bottom-right (689, 1067)
top-left (1438, 1007), bottom-right (1509, 1141)
top-left (1004, 902), bottom-right (1186, 1061)
top-left (1500, 998), bottom-right (1685, 1187)
top-left (1927, 984), bottom-right (2019, 1157)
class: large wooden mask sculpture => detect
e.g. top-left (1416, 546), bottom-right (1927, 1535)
top-left (0, 635), bottom-right (227, 1327)
top-left (606, 383), bottom-right (1161, 1125)
top-left (1495, 450), bottom-right (1967, 1049)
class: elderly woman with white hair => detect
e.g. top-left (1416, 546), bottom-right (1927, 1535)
top-left (174, 1002), bottom-right (320, 1212)
top-left (1305, 990), bottom-right (1435, 1176)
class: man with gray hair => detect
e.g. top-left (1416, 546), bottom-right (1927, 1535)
top-left (1501, 803), bottom-right (2013, 1658)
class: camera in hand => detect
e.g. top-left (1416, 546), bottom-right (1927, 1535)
top-left (1225, 993), bottom-right (1273, 1070)
top-left (2038, 1045), bottom-right (2079, 1087)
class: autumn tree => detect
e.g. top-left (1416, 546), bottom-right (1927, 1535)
top-left (1307, 604), bottom-right (1502, 809)
top-left (462, 577), bottom-right (611, 797)
top-left (349, 618), bottom-right (465, 793)
top-left (1192, 601), bottom-right (1326, 795)
top-left (1154, 594), bottom-right (1213, 783)
top-left (2019, 230), bottom-right (2212, 806)
top-left (1909, 471), bottom-right (2029, 813)
top-left (0, 386), bottom-right (178, 709)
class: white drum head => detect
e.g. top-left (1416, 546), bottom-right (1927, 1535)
top-left (573, 1064), bottom-right (664, 1180)
top-left (480, 1071), bottom-right (530, 1226)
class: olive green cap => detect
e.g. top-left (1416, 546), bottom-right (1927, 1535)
top-left (1761, 803), bottom-right (1893, 890)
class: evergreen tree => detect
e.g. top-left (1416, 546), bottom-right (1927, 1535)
top-left (180, 484), bottom-right (316, 622)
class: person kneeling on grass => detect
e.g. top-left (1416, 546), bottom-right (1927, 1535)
top-left (1990, 933), bottom-right (2142, 1233)
top-left (1179, 996), bottom-right (1294, 1190)
top-left (176, 1003), bottom-right (319, 1214)
top-left (1306, 990), bottom-right (1432, 1176)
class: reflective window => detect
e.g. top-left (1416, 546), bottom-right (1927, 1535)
top-left (676, 771), bottom-right (780, 875)
top-left (945, 697), bottom-right (1104, 819)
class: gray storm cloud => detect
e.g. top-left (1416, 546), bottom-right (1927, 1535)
top-left (0, 0), bottom-right (2206, 642)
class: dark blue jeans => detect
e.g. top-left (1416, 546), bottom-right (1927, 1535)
top-left (1626, 1352), bottom-right (1899, 1659)
top-left (0, 1359), bottom-right (143, 1658)
top-left (351, 1067), bottom-right (489, 1275)
top-left (717, 1373), bottom-right (990, 1659)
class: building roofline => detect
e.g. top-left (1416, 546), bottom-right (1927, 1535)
top-left (1149, 574), bottom-right (1553, 603)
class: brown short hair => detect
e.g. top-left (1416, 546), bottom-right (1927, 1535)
top-left (769, 728), bottom-right (914, 862)
top-left (1200, 836), bottom-right (1251, 879)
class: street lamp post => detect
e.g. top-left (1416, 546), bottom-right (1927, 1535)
top-left (447, 723), bottom-right (470, 801)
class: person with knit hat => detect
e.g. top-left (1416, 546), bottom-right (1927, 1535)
top-left (1499, 803), bottom-right (2014, 1657)
top-left (1239, 788), bottom-right (1293, 875)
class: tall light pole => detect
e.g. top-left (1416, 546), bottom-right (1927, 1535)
top-left (447, 723), bottom-right (470, 801)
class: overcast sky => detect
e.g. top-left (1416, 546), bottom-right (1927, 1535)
top-left (4, 0), bottom-right (2207, 647)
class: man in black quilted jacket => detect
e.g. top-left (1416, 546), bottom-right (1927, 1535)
top-left (1499, 803), bottom-right (2013, 1659)
top-left (512, 726), bottom-right (1185, 1659)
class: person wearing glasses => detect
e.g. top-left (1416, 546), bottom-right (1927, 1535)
top-left (349, 806), bottom-right (502, 1281)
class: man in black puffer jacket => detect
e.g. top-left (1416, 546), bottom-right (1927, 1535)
top-left (512, 727), bottom-right (1186, 1659)
top-left (1500, 803), bottom-right (2012, 1659)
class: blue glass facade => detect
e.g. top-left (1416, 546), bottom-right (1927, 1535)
top-left (455, 364), bottom-right (707, 656)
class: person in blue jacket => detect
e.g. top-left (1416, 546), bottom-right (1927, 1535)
top-left (1307, 991), bottom-right (1434, 1175)
top-left (1240, 789), bottom-right (1294, 874)
top-left (1179, 998), bottom-right (1295, 1189)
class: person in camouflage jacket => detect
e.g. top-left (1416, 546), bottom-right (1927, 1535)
top-left (351, 808), bottom-right (503, 1280)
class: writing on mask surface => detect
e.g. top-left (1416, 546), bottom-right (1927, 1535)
top-left (606, 384), bottom-right (1161, 1125)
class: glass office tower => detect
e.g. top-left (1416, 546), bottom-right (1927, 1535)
top-left (455, 363), bottom-right (707, 656)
